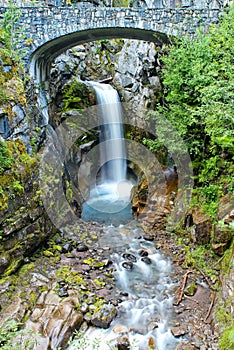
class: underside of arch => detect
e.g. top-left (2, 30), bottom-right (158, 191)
top-left (29, 27), bottom-right (170, 82)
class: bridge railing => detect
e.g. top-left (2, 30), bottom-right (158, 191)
top-left (0, 0), bottom-right (226, 9)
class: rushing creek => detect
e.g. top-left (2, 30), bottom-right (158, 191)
top-left (77, 83), bottom-right (179, 349)
top-left (69, 221), bottom-right (179, 349)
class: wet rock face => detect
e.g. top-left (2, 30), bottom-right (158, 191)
top-left (0, 222), bottom-right (117, 349)
top-left (194, 218), bottom-right (212, 245)
top-left (131, 165), bottom-right (178, 234)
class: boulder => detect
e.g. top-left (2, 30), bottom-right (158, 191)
top-left (24, 293), bottom-right (83, 350)
top-left (188, 210), bottom-right (212, 244)
top-left (91, 303), bottom-right (117, 329)
top-left (212, 194), bottom-right (234, 255)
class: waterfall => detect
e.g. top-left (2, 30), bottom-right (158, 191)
top-left (91, 82), bottom-right (127, 184)
top-left (82, 82), bottom-right (133, 225)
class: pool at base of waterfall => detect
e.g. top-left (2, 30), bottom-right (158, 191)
top-left (82, 181), bottom-right (134, 225)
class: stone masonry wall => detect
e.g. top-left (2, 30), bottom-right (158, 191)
top-left (0, 6), bottom-right (222, 61)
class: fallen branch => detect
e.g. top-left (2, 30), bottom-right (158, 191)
top-left (173, 270), bottom-right (193, 306)
top-left (205, 290), bottom-right (216, 322)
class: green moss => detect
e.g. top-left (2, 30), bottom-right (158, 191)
top-left (0, 140), bottom-right (38, 210)
top-left (0, 141), bottom-right (14, 174)
top-left (112, 0), bottom-right (131, 7)
top-left (92, 297), bottom-right (105, 315)
top-left (55, 266), bottom-right (86, 289)
top-left (184, 282), bottom-right (197, 296)
top-left (3, 258), bottom-right (22, 276)
top-left (216, 297), bottom-right (233, 325)
top-left (29, 291), bottom-right (37, 306)
top-left (62, 80), bottom-right (92, 112)
top-left (220, 245), bottom-right (233, 275)
top-left (93, 279), bottom-right (106, 287)
top-left (219, 326), bottom-right (234, 350)
top-left (43, 250), bottom-right (54, 257)
top-left (83, 258), bottom-right (105, 269)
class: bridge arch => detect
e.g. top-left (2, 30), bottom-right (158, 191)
top-left (30, 27), bottom-right (169, 82)
top-left (7, 6), bottom-right (220, 81)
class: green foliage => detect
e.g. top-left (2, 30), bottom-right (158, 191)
top-left (68, 330), bottom-right (102, 350)
top-left (0, 318), bottom-right (35, 349)
top-left (145, 4), bottom-right (234, 217)
top-left (0, 141), bottom-right (14, 174)
top-left (0, 0), bottom-right (27, 63)
top-left (219, 326), bottom-right (234, 350)
top-left (183, 244), bottom-right (218, 282)
top-left (13, 180), bottom-right (24, 194)
top-left (160, 5), bottom-right (234, 160)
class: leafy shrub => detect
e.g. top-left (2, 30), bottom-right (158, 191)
top-left (144, 4), bottom-right (234, 216)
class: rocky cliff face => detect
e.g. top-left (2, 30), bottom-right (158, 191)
top-left (0, 50), bottom-right (56, 276)
top-left (49, 39), bottom-right (162, 117)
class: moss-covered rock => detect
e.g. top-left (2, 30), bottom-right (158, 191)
top-left (0, 140), bottom-right (56, 276)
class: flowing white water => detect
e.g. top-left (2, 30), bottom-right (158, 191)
top-left (79, 84), bottom-right (179, 348)
top-left (69, 223), bottom-right (179, 350)
top-left (82, 83), bottom-right (133, 225)
top-left (92, 82), bottom-right (127, 184)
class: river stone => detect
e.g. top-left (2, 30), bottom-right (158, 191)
top-left (91, 303), bottom-right (117, 329)
top-left (76, 244), bottom-right (89, 252)
top-left (141, 257), bottom-right (152, 264)
top-left (175, 342), bottom-right (197, 349)
top-left (113, 324), bottom-right (129, 334)
top-left (62, 243), bottom-right (73, 253)
top-left (122, 253), bottom-right (137, 262)
top-left (143, 235), bottom-right (154, 241)
top-left (117, 334), bottom-right (130, 350)
top-left (58, 287), bottom-right (69, 297)
top-left (122, 261), bottom-right (133, 270)
top-left (171, 325), bottom-right (188, 337)
top-left (138, 249), bottom-right (148, 257)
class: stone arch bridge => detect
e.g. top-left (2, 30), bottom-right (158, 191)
top-left (0, 4), bottom-right (224, 80)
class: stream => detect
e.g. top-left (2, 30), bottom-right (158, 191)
top-left (69, 221), bottom-right (179, 350)
top-left (74, 83), bottom-right (179, 349)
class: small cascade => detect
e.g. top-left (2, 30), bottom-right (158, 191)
top-left (82, 82), bottom-right (133, 225)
